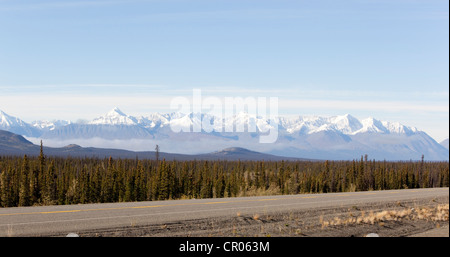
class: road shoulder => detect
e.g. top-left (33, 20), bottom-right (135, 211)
top-left (409, 225), bottom-right (449, 237)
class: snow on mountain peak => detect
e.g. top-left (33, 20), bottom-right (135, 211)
top-left (278, 114), bottom-right (421, 136)
top-left (329, 114), bottom-right (363, 134)
top-left (89, 107), bottom-right (138, 125)
top-left (0, 110), bottom-right (11, 126)
top-left (1, 108), bottom-right (446, 160)
top-left (355, 117), bottom-right (388, 134)
top-left (107, 107), bottom-right (126, 117)
top-left (0, 110), bottom-right (40, 137)
top-left (381, 121), bottom-right (418, 135)
top-left (32, 120), bottom-right (72, 131)
top-left (0, 108), bottom-right (425, 138)
top-left (1, 110), bottom-right (26, 127)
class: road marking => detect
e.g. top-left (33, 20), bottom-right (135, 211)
top-left (0, 194), bottom-right (341, 217)
top-left (324, 194), bottom-right (351, 197)
top-left (256, 199), bottom-right (279, 202)
top-left (1, 188), bottom-right (447, 218)
top-left (131, 205), bottom-right (165, 209)
top-left (1, 193), bottom-right (433, 229)
top-left (202, 201), bottom-right (230, 205)
top-left (0, 200), bottom-right (259, 217)
top-left (40, 210), bottom-right (82, 214)
top-left (0, 211), bottom-right (49, 217)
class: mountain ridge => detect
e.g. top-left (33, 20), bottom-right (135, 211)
top-left (0, 108), bottom-right (448, 161)
top-left (0, 108), bottom-right (422, 137)
top-left (440, 139), bottom-right (449, 150)
top-left (0, 129), bottom-right (303, 161)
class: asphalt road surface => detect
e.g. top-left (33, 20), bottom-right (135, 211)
top-left (0, 187), bottom-right (448, 236)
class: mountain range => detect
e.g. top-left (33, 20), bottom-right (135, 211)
top-left (1, 108), bottom-right (448, 161)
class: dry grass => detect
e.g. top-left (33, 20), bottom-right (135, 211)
top-left (320, 204), bottom-right (449, 228)
top-left (237, 184), bottom-right (282, 197)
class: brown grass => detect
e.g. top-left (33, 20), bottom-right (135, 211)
top-left (320, 204), bottom-right (449, 228)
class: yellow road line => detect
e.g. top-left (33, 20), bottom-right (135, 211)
top-left (0, 200), bottom-right (257, 217)
top-left (131, 205), bottom-right (165, 209)
top-left (201, 201), bottom-right (230, 205)
top-left (0, 209), bottom-right (82, 216)
top-left (0, 190), bottom-right (390, 217)
top-left (39, 210), bottom-right (82, 214)
top-left (322, 194), bottom-right (351, 197)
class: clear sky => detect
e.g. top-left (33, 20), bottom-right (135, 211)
top-left (0, 0), bottom-right (448, 141)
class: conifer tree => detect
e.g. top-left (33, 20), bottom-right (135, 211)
top-left (124, 173), bottom-right (134, 202)
top-left (155, 145), bottom-right (160, 163)
top-left (0, 167), bottom-right (13, 207)
top-left (214, 167), bottom-right (225, 198)
top-left (19, 155), bottom-right (31, 206)
top-left (157, 159), bottom-right (169, 200)
top-left (43, 160), bottom-right (57, 204)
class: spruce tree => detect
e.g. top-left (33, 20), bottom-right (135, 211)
top-left (214, 168), bottom-right (225, 198)
top-left (0, 167), bottom-right (12, 207)
top-left (155, 145), bottom-right (160, 163)
top-left (157, 159), bottom-right (169, 200)
top-left (19, 155), bottom-right (31, 206)
top-left (43, 160), bottom-right (57, 204)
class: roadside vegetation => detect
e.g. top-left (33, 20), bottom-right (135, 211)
top-left (320, 203), bottom-right (449, 228)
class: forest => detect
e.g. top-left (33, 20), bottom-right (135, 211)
top-left (0, 144), bottom-right (448, 207)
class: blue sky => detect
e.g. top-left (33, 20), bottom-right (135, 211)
top-left (0, 0), bottom-right (448, 141)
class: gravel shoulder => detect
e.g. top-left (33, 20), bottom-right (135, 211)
top-left (78, 195), bottom-right (449, 237)
top-left (409, 225), bottom-right (449, 237)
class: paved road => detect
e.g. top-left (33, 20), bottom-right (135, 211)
top-left (0, 187), bottom-right (448, 236)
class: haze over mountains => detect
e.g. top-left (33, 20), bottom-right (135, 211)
top-left (1, 108), bottom-right (448, 161)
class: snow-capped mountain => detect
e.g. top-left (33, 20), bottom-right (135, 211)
top-left (0, 110), bottom-right (41, 137)
top-left (441, 139), bottom-right (449, 150)
top-left (0, 108), bottom-right (448, 161)
top-left (32, 120), bottom-right (72, 132)
top-left (277, 114), bottom-right (418, 136)
top-left (89, 107), bottom-right (138, 126)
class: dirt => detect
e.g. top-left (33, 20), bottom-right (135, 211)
top-left (77, 195), bottom-right (448, 237)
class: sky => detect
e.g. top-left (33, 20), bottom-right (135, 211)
top-left (0, 0), bottom-right (448, 142)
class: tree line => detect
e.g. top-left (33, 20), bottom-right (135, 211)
top-left (0, 146), bottom-right (448, 207)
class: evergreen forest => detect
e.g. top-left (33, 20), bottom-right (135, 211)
top-left (0, 145), bottom-right (448, 207)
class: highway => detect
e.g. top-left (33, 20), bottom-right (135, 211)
top-left (0, 187), bottom-right (448, 236)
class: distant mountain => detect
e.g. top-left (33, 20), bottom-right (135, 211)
top-left (0, 108), bottom-right (448, 161)
top-left (199, 147), bottom-right (306, 161)
top-left (89, 107), bottom-right (139, 126)
top-left (0, 110), bottom-right (41, 137)
top-left (0, 129), bottom-right (301, 161)
top-left (441, 139), bottom-right (449, 150)
top-left (31, 120), bottom-right (72, 132)
top-left (0, 130), bottom-right (36, 155)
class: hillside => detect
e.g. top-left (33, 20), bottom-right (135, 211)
top-left (0, 129), bottom-right (301, 161)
